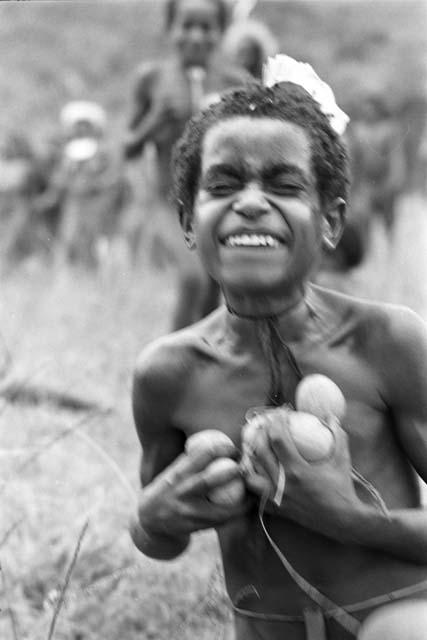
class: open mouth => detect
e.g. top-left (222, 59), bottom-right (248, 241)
top-left (221, 233), bottom-right (284, 248)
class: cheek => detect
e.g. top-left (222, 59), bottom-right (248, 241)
top-left (192, 207), bottom-right (224, 274)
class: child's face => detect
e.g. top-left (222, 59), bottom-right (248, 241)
top-left (170, 0), bottom-right (222, 68)
top-left (191, 116), bottom-right (325, 299)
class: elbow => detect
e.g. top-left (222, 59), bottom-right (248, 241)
top-left (129, 516), bottom-right (189, 561)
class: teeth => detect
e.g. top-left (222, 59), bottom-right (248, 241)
top-left (224, 234), bottom-right (280, 248)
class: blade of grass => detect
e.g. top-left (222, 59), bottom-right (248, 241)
top-left (46, 519), bottom-right (89, 640)
top-left (72, 428), bottom-right (136, 501)
top-left (1, 565), bottom-right (20, 640)
top-left (0, 410), bottom-right (105, 497)
top-left (0, 517), bottom-right (24, 549)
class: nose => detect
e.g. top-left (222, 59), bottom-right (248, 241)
top-left (232, 184), bottom-right (270, 219)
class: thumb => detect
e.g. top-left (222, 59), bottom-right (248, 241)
top-left (266, 409), bottom-right (306, 464)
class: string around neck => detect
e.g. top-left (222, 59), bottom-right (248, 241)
top-left (225, 295), bottom-right (305, 322)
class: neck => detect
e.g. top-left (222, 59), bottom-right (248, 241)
top-left (224, 285), bottom-right (316, 344)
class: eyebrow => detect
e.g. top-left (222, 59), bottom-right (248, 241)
top-left (202, 162), bottom-right (311, 186)
top-left (202, 163), bottom-right (244, 181)
top-left (262, 163), bottom-right (311, 186)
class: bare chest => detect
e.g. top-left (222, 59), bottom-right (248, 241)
top-left (174, 340), bottom-right (390, 463)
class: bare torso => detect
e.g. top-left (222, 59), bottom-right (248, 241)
top-left (164, 286), bottom-right (426, 614)
top-left (129, 56), bottom-right (249, 197)
top-left (136, 284), bottom-right (427, 639)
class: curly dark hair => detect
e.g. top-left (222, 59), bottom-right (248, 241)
top-left (172, 81), bottom-right (350, 222)
top-left (165, 0), bottom-right (229, 32)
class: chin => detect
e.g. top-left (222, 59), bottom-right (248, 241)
top-left (223, 276), bottom-right (288, 298)
top-left (221, 265), bottom-right (289, 290)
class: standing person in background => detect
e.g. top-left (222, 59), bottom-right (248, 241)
top-left (0, 133), bottom-right (46, 268)
top-left (123, 0), bottom-right (249, 331)
top-left (347, 94), bottom-right (406, 246)
top-left (51, 101), bottom-right (129, 270)
top-left (323, 94), bottom-right (406, 274)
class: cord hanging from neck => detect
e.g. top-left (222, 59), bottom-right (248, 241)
top-left (255, 316), bottom-right (303, 407)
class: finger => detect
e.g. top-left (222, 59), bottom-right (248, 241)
top-left (244, 470), bottom-right (272, 498)
top-left (242, 418), bottom-right (274, 460)
top-left (247, 425), bottom-right (282, 487)
top-left (267, 412), bottom-right (305, 463)
top-left (186, 459), bottom-right (242, 495)
top-left (180, 495), bottom-right (250, 526)
top-left (164, 441), bottom-right (238, 486)
top-left (155, 453), bottom-right (190, 488)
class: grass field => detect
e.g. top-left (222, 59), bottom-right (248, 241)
top-left (0, 261), bottom-right (236, 640)
top-left (1, 1), bottom-right (427, 638)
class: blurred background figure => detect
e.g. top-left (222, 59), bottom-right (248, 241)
top-left (221, 17), bottom-right (278, 80)
top-left (48, 101), bottom-right (130, 271)
top-left (0, 132), bottom-right (46, 269)
top-left (123, 0), bottom-right (249, 330)
top-left (322, 92), bottom-right (407, 275)
top-left (347, 93), bottom-right (406, 242)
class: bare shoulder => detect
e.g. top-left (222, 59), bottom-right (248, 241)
top-left (134, 59), bottom-right (160, 82)
top-left (314, 284), bottom-right (427, 394)
top-left (134, 309), bottom-right (224, 400)
top-left (313, 284), bottom-right (425, 339)
top-left (134, 332), bottom-right (194, 401)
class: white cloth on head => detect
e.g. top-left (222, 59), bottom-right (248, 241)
top-left (60, 101), bottom-right (107, 132)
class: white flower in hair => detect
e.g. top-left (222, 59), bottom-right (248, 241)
top-left (263, 54), bottom-right (350, 135)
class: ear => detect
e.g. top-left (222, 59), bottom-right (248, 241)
top-left (180, 205), bottom-right (197, 250)
top-left (321, 198), bottom-right (346, 251)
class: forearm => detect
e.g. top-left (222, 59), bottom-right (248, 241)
top-left (343, 504), bottom-right (427, 565)
top-left (129, 516), bottom-right (190, 561)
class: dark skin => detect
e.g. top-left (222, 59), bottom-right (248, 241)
top-left (131, 118), bottom-right (427, 639)
top-left (124, 0), bottom-right (248, 330)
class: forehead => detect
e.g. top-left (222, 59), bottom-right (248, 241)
top-left (174, 0), bottom-right (221, 24)
top-left (201, 117), bottom-right (312, 174)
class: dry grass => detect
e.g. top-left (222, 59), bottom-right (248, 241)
top-left (0, 262), bottom-right (234, 640)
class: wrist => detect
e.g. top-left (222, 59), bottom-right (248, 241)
top-left (130, 516), bottom-right (190, 560)
top-left (339, 501), bottom-right (388, 545)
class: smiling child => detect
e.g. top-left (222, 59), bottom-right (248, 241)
top-left (129, 58), bottom-right (427, 639)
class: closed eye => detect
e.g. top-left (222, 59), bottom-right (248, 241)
top-left (267, 181), bottom-right (304, 196)
top-left (206, 183), bottom-right (241, 197)
top-left (203, 175), bottom-right (243, 197)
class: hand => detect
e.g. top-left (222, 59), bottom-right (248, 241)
top-left (243, 408), bottom-right (362, 539)
top-left (137, 440), bottom-right (250, 540)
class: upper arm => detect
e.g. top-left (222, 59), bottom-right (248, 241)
top-left (128, 63), bottom-right (157, 130)
top-left (384, 308), bottom-right (427, 480)
top-left (132, 342), bottom-right (187, 487)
